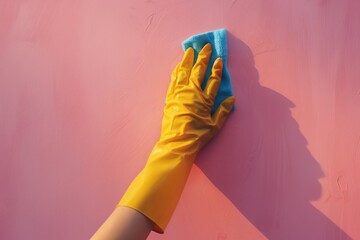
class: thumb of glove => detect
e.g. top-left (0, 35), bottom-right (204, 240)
top-left (212, 96), bottom-right (236, 131)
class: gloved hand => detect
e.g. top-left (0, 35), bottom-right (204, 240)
top-left (117, 43), bottom-right (235, 233)
top-left (160, 43), bottom-right (235, 152)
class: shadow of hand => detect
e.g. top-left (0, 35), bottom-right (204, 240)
top-left (195, 33), bottom-right (351, 240)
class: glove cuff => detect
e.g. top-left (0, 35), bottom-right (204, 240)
top-left (117, 142), bottom-right (196, 233)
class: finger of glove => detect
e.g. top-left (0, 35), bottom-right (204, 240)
top-left (166, 63), bottom-right (180, 98)
top-left (212, 96), bottom-right (235, 131)
top-left (178, 47), bottom-right (194, 86)
top-left (189, 43), bottom-right (212, 89)
top-left (204, 58), bottom-right (223, 103)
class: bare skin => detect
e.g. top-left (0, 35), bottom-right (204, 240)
top-left (91, 207), bottom-right (153, 240)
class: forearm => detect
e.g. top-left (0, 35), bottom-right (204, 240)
top-left (92, 138), bottom-right (198, 239)
top-left (90, 206), bottom-right (153, 240)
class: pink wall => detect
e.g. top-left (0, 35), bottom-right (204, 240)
top-left (1, 0), bottom-right (359, 239)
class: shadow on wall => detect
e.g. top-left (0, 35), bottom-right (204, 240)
top-left (195, 32), bottom-right (351, 240)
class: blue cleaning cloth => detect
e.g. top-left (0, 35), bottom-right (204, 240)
top-left (182, 28), bottom-right (235, 114)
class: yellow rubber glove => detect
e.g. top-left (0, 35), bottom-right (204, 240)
top-left (117, 43), bottom-right (235, 233)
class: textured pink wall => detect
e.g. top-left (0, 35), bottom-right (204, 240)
top-left (1, 0), bottom-right (359, 239)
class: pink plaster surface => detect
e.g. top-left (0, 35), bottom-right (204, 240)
top-left (1, 0), bottom-right (359, 239)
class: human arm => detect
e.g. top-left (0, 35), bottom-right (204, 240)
top-left (90, 206), bottom-right (153, 240)
top-left (91, 43), bottom-right (235, 239)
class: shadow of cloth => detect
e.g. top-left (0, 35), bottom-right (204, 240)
top-left (195, 32), bottom-right (351, 240)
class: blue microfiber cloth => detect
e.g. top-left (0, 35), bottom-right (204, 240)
top-left (182, 28), bottom-right (235, 114)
